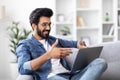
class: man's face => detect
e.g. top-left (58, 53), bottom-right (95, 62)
top-left (36, 16), bottom-right (51, 39)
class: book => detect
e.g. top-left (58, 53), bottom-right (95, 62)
top-left (118, 15), bottom-right (120, 26)
top-left (108, 26), bottom-right (114, 36)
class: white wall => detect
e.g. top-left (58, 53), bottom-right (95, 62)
top-left (0, 0), bottom-right (55, 80)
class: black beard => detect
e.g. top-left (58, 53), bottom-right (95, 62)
top-left (36, 26), bottom-right (50, 39)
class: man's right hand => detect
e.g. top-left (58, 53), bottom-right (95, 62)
top-left (47, 39), bottom-right (72, 59)
top-left (31, 39), bottom-right (72, 71)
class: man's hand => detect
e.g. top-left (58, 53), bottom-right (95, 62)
top-left (78, 41), bottom-right (87, 49)
top-left (48, 39), bottom-right (72, 59)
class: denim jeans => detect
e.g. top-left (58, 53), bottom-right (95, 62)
top-left (48, 58), bottom-right (107, 80)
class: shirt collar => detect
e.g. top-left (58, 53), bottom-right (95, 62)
top-left (28, 34), bottom-right (57, 47)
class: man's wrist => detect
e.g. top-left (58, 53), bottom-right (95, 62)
top-left (45, 52), bottom-right (52, 60)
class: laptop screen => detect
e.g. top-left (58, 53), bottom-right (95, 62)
top-left (65, 46), bottom-right (103, 73)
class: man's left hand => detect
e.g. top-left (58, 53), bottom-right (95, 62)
top-left (78, 41), bottom-right (87, 49)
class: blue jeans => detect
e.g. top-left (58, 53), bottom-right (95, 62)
top-left (48, 58), bottom-right (107, 80)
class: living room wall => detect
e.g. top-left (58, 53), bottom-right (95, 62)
top-left (0, 0), bottom-right (55, 80)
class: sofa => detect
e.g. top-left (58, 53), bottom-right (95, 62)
top-left (97, 41), bottom-right (120, 80)
top-left (16, 41), bottom-right (120, 80)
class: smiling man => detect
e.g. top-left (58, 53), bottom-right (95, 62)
top-left (16, 8), bottom-right (107, 80)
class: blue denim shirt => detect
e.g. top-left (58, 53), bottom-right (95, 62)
top-left (16, 35), bottom-right (78, 80)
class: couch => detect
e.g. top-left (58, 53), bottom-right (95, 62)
top-left (16, 41), bottom-right (120, 80)
top-left (97, 41), bottom-right (120, 80)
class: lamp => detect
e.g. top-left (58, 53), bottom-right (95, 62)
top-left (0, 6), bottom-right (5, 19)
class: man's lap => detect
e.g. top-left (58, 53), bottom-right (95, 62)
top-left (48, 58), bottom-right (107, 80)
top-left (16, 58), bottom-right (107, 80)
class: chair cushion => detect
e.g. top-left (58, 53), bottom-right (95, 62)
top-left (100, 61), bottom-right (120, 80)
top-left (91, 41), bottom-right (120, 63)
top-left (91, 41), bottom-right (120, 80)
top-left (16, 75), bottom-right (34, 80)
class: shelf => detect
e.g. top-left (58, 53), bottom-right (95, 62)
top-left (102, 35), bottom-right (114, 38)
top-left (102, 21), bottom-right (114, 24)
top-left (77, 8), bottom-right (99, 11)
top-left (118, 27), bottom-right (120, 29)
top-left (56, 35), bottom-right (73, 39)
top-left (56, 22), bottom-right (73, 25)
top-left (77, 27), bottom-right (99, 30)
top-left (118, 8), bottom-right (120, 11)
top-left (54, 0), bottom-right (119, 44)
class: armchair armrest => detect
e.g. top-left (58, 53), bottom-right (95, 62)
top-left (16, 75), bottom-right (33, 80)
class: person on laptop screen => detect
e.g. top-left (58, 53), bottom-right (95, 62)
top-left (16, 8), bottom-right (107, 80)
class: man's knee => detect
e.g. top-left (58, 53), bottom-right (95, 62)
top-left (16, 75), bottom-right (34, 80)
top-left (92, 58), bottom-right (108, 71)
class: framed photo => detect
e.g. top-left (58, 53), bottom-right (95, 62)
top-left (81, 37), bottom-right (90, 46)
top-left (57, 14), bottom-right (65, 22)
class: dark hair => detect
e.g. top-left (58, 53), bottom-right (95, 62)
top-left (29, 8), bottom-right (53, 26)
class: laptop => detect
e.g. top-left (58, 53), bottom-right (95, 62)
top-left (65, 46), bottom-right (103, 74)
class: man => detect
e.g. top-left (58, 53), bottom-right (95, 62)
top-left (16, 8), bottom-right (107, 80)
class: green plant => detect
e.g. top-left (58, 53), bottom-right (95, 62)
top-left (60, 26), bottom-right (71, 35)
top-left (7, 21), bottom-right (32, 56)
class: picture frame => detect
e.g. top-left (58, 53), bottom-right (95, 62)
top-left (57, 14), bottom-right (65, 22)
top-left (81, 37), bottom-right (90, 46)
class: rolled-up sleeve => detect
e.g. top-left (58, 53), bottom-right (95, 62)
top-left (16, 42), bottom-right (33, 75)
top-left (23, 61), bottom-right (32, 70)
top-left (59, 39), bottom-right (78, 48)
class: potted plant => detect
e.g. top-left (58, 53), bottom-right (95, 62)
top-left (7, 21), bottom-right (31, 62)
top-left (7, 21), bottom-right (31, 79)
top-left (60, 26), bottom-right (71, 36)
